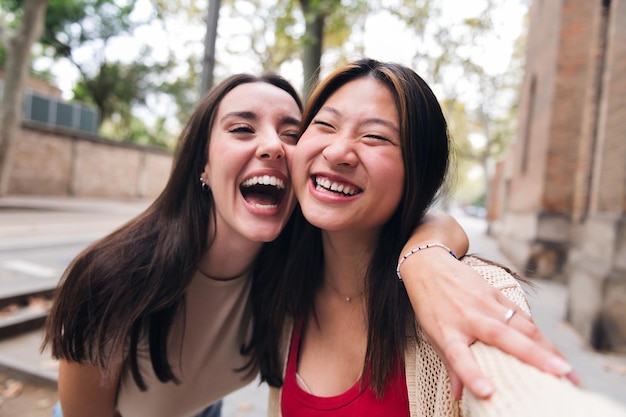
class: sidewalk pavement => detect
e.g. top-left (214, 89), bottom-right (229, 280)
top-left (0, 196), bottom-right (624, 416)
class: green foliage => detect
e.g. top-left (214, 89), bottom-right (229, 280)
top-left (156, 55), bottom-right (201, 128)
top-left (70, 46), bottom-right (180, 147)
top-left (40, 0), bottom-right (142, 60)
top-left (322, 0), bottom-right (370, 50)
top-left (0, 0), bottom-right (53, 80)
top-left (390, 0), bottom-right (527, 204)
top-left (100, 113), bottom-right (174, 149)
top-left (218, 0), bottom-right (375, 98)
top-left (3, 0), bottom-right (527, 159)
top-left (221, 0), bottom-right (300, 72)
top-left (32, 0), bottom-right (192, 147)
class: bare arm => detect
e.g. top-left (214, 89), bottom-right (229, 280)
top-left (57, 360), bottom-right (121, 417)
top-left (400, 211), bottom-right (578, 400)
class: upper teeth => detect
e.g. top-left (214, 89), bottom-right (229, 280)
top-left (241, 175), bottom-right (285, 189)
top-left (315, 177), bottom-right (357, 196)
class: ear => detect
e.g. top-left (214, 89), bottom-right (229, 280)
top-left (200, 164), bottom-right (211, 185)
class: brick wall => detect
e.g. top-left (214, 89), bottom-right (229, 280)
top-left (494, 0), bottom-right (626, 351)
top-left (505, 0), bottom-right (561, 214)
top-left (592, 0), bottom-right (626, 215)
top-left (566, 0), bottom-right (626, 352)
top-left (543, 0), bottom-right (599, 213)
top-left (8, 121), bottom-right (172, 199)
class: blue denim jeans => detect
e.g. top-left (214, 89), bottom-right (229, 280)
top-left (52, 399), bottom-right (223, 417)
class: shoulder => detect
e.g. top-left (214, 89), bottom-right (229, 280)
top-left (461, 255), bottom-right (522, 289)
top-left (461, 255), bottom-right (531, 314)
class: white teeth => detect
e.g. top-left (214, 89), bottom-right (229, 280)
top-left (253, 203), bottom-right (278, 209)
top-left (241, 175), bottom-right (285, 189)
top-left (314, 176), bottom-right (356, 196)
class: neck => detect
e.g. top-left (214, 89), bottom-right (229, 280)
top-left (197, 226), bottom-right (263, 280)
top-left (321, 229), bottom-right (378, 298)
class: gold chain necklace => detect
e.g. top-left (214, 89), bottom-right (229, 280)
top-left (325, 280), bottom-right (365, 302)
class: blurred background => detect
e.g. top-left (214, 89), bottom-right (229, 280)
top-left (0, 0), bottom-right (624, 415)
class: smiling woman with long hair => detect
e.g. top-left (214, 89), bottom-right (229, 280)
top-left (257, 59), bottom-right (626, 417)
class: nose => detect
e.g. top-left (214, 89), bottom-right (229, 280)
top-left (256, 132), bottom-right (285, 160)
top-left (322, 137), bottom-right (358, 167)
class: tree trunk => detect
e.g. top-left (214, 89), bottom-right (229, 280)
top-left (199, 0), bottom-right (221, 97)
top-left (299, 0), bottom-right (324, 100)
top-left (0, 0), bottom-right (49, 196)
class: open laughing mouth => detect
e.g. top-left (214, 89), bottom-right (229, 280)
top-left (240, 175), bottom-right (286, 209)
top-left (313, 175), bottom-right (361, 196)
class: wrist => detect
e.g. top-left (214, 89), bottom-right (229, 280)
top-left (396, 242), bottom-right (457, 281)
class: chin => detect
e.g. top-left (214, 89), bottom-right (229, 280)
top-left (299, 211), bottom-right (337, 230)
top-left (244, 226), bottom-right (285, 243)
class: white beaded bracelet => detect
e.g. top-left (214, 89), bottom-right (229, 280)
top-left (396, 243), bottom-right (458, 280)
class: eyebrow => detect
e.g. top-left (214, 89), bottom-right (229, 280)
top-left (220, 111), bottom-right (301, 127)
top-left (318, 106), bottom-right (399, 133)
top-left (282, 115), bottom-right (302, 126)
top-left (220, 111), bottom-right (256, 123)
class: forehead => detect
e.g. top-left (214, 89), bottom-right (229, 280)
top-left (218, 82), bottom-right (301, 119)
top-left (321, 77), bottom-right (398, 122)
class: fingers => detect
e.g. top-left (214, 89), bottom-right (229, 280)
top-left (442, 338), bottom-right (494, 400)
top-left (447, 369), bottom-right (463, 401)
top-left (475, 310), bottom-right (580, 383)
top-left (494, 296), bottom-right (549, 345)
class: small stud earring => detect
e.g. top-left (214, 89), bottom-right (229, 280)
top-left (200, 177), bottom-right (211, 193)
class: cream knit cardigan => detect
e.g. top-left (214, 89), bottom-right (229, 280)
top-left (268, 256), bottom-right (626, 417)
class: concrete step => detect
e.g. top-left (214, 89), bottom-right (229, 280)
top-left (0, 285), bottom-right (57, 387)
top-left (0, 329), bottom-right (57, 388)
top-left (0, 285), bottom-right (55, 340)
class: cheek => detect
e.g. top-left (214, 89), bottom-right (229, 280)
top-left (284, 143), bottom-right (296, 167)
top-left (290, 146), bottom-right (313, 196)
top-left (291, 141), bottom-right (309, 175)
top-left (379, 157), bottom-right (405, 204)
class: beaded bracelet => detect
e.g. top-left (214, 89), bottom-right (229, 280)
top-left (396, 243), bottom-right (458, 280)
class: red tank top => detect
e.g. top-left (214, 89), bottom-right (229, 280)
top-left (281, 319), bottom-right (410, 417)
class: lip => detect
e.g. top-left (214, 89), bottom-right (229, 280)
top-left (308, 172), bottom-right (363, 202)
top-left (239, 169), bottom-right (291, 215)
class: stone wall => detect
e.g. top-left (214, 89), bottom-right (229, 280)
top-left (8, 120), bottom-right (172, 199)
top-left (492, 0), bottom-right (626, 352)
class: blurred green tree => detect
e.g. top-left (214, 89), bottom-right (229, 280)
top-left (395, 0), bottom-right (527, 208)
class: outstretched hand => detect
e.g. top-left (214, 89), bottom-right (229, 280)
top-left (398, 248), bottom-right (580, 400)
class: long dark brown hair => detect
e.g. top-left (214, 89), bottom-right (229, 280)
top-left (42, 73), bottom-right (302, 390)
top-left (254, 59), bottom-right (451, 396)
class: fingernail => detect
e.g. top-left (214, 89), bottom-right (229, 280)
top-left (567, 370), bottom-right (582, 386)
top-left (472, 379), bottom-right (494, 398)
top-left (545, 357), bottom-right (574, 376)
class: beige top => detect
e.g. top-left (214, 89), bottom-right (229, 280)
top-left (268, 256), bottom-right (626, 417)
top-left (117, 271), bottom-right (255, 417)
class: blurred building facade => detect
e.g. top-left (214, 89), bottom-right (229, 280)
top-left (490, 0), bottom-right (626, 352)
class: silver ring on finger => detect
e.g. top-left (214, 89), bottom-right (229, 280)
top-left (504, 308), bottom-right (517, 324)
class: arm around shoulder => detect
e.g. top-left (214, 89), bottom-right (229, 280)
top-left (57, 360), bottom-right (121, 417)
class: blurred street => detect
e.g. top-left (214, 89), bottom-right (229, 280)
top-left (0, 197), bottom-right (624, 417)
